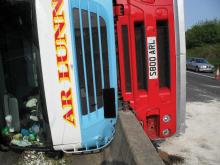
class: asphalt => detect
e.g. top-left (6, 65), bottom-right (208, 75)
top-left (186, 71), bottom-right (220, 102)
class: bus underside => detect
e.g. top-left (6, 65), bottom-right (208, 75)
top-left (0, 0), bottom-right (52, 150)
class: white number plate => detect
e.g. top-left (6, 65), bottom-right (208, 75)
top-left (148, 37), bottom-right (158, 79)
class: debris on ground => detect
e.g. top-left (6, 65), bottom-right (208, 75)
top-left (17, 151), bottom-right (66, 165)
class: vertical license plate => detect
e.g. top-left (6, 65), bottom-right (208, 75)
top-left (148, 37), bottom-right (158, 80)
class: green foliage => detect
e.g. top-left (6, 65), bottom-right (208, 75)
top-left (186, 19), bottom-right (220, 49)
top-left (186, 19), bottom-right (220, 65)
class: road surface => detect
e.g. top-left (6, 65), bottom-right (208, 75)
top-left (187, 71), bottom-right (220, 102)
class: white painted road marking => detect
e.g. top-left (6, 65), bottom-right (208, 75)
top-left (203, 84), bottom-right (220, 89)
top-left (187, 71), bottom-right (214, 79)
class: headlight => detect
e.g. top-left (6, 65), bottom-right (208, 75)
top-left (199, 65), bottom-right (206, 69)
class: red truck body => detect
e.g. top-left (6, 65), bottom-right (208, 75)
top-left (114, 0), bottom-right (177, 140)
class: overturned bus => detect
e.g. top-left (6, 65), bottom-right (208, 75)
top-left (0, 0), bottom-right (118, 153)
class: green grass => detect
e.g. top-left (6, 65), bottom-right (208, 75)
top-left (187, 43), bottom-right (220, 66)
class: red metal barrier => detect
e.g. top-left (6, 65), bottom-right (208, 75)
top-left (114, 0), bottom-right (177, 140)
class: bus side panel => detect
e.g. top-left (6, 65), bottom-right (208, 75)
top-left (35, 0), bottom-right (82, 150)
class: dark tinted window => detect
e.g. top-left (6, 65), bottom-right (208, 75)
top-left (73, 9), bottom-right (87, 115)
top-left (0, 1), bottom-right (52, 145)
top-left (73, 9), bottom-right (109, 115)
top-left (100, 17), bottom-right (110, 89)
top-left (82, 10), bottom-right (96, 113)
top-left (195, 59), bottom-right (208, 63)
top-left (91, 13), bottom-right (103, 108)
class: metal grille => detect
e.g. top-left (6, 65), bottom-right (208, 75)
top-left (122, 25), bottom-right (132, 92)
top-left (73, 8), bottom-right (110, 115)
top-left (134, 22), bottom-right (148, 90)
top-left (157, 21), bottom-right (170, 88)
